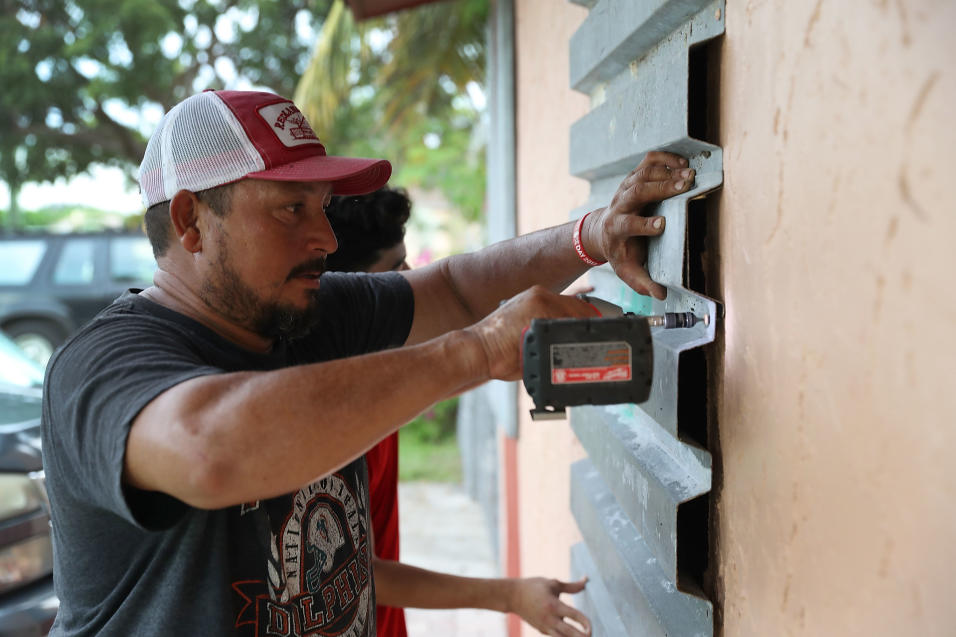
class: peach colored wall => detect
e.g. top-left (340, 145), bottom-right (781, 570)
top-left (512, 2), bottom-right (589, 634)
top-left (514, 1), bottom-right (589, 236)
top-left (512, 0), bottom-right (956, 635)
top-left (717, 1), bottom-right (956, 635)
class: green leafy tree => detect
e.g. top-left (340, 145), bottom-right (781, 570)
top-left (295, 0), bottom-right (488, 222)
top-left (0, 0), bottom-right (329, 228)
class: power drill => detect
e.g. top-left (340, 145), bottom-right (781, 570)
top-left (521, 295), bottom-right (708, 421)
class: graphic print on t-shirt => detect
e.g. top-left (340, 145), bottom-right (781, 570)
top-left (232, 472), bottom-right (372, 637)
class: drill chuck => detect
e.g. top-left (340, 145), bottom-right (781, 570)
top-left (646, 312), bottom-right (708, 329)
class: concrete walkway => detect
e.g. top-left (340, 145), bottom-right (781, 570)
top-left (398, 482), bottom-right (507, 637)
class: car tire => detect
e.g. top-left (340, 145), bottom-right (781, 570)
top-left (3, 320), bottom-right (67, 367)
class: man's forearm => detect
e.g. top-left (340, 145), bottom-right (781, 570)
top-left (373, 558), bottom-right (513, 612)
top-left (403, 218), bottom-right (599, 345)
top-left (404, 155), bottom-right (691, 345)
top-left (374, 558), bottom-right (593, 636)
top-left (444, 218), bottom-right (594, 319)
top-left (125, 329), bottom-right (487, 509)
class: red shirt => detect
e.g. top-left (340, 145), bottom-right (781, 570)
top-left (366, 432), bottom-right (407, 637)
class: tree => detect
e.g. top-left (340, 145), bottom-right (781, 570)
top-left (0, 0), bottom-right (330, 228)
top-left (295, 0), bottom-right (488, 222)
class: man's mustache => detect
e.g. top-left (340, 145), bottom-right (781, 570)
top-left (287, 257), bottom-right (327, 281)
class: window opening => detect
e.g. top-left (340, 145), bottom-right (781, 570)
top-left (0, 241), bottom-right (46, 285)
top-left (53, 239), bottom-right (95, 286)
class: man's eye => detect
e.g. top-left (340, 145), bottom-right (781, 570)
top-left (284, 203), bottom-right (303, 215)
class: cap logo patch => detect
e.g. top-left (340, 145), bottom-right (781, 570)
top-left (257, 101), bottom-right (322, 148)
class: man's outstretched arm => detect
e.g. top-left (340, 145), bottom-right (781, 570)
top-left (402, 152), bottom-right (694, 345)
top-left (123, 153), bottom-right (691, 511)
top-left (125, 287), bottom-right (596, 510)
top-left (373, 558), bottom-right (591, 637)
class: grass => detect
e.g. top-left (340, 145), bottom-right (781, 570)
top-left (397, 397), bottom-right (462, 483)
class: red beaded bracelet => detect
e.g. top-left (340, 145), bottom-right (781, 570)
top-left (573, 211), bottom-right (607, 266)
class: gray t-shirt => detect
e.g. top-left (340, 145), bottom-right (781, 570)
top-left (41, 272), bottom-right (414, 636)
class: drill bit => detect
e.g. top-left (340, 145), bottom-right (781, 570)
top-left (575, 295), bottom-right (710, 329)
top-left (645, 312), bottom-right (710, 329)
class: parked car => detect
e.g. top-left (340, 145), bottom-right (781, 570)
top-left (0, 333), bottom-right (57, 636)
top-left (0, 231), bottom-right (156, 366)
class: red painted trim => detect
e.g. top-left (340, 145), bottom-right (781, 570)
top-left (346, 0), bottom-right (444, 20)
top-left (503, 434), bottom-right (521, 637)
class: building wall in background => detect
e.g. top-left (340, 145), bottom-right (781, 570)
top-left (511, 4), bottom-right (589, 636)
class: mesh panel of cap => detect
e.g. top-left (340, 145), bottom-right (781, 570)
top-left (138, 92), bottom-right (264, 208)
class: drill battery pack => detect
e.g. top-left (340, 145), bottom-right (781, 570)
top-left (522, 315), bottom-right (654, 420)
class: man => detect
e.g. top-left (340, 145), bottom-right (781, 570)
top-left (41, 89), bottom-right (693, 637)
top-left (325, 187), bottom-right (412, 637)
top-left (325, 187), bottom-right (412, 274)
top-left (327, 186), bottom-right (571, 637)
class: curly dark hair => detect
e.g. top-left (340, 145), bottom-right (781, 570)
top-left (325, 187), bottom-right (412, 272)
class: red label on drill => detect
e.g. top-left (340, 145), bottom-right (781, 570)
top-left (549, 341), bottom-right (632, 385)
top-left (551, 365), bottom-right (632, 384)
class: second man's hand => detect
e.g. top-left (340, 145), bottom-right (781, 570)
top-left (585, 151), bottom-right (696, 300)
top-left (507, 576), bottom-right (592, 637)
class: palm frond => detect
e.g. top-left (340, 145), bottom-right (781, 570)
top-left (294, 0), bottom-right (363, 136)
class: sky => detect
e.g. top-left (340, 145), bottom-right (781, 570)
top-left (0, 166), bottom-right (145, 215)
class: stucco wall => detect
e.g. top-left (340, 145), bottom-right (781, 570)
top-left (512, 1), bottom-right (589, 633)
top-left (716, 1), bottom-right (956, 635)
top-left (512, 0), bottom-right (955, 635)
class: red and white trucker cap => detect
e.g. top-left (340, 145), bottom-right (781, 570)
top-left (138, 90), bottom-right (392, 208)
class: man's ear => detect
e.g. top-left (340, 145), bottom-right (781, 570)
top-left (169, 190), bottom-right (203, 253)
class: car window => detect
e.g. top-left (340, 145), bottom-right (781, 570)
top-left (0, 333), bottom-right (44, 388)
top-left (0, 240), bottom-right (46, 285)
top-left (109, 237), bottom-right (156, 283)
top-left (53, 238), bottom-right (96, 285)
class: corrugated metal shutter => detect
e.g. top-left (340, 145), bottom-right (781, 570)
top-left (565, 1), bottom-right (724, 635)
